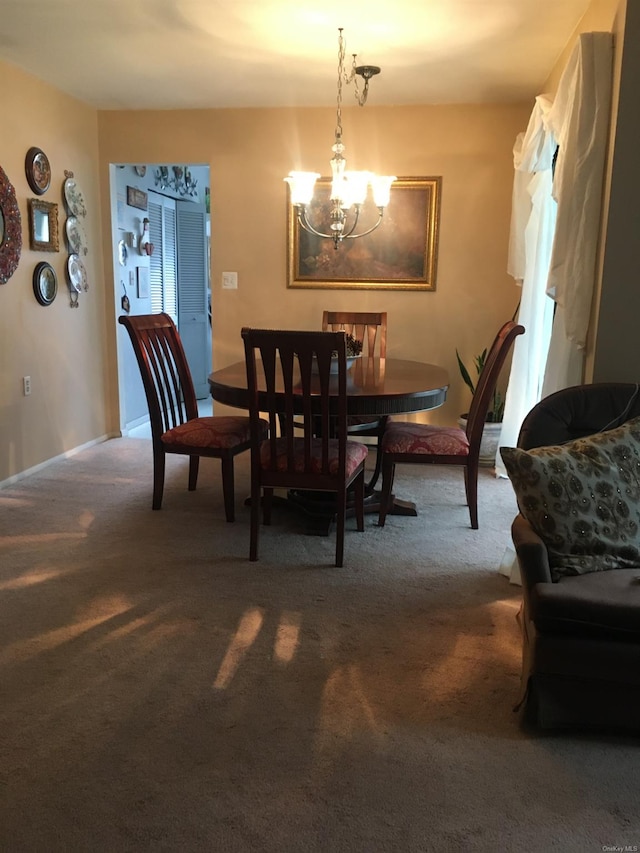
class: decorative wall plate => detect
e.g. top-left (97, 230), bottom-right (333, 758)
top-left (117, 239), bottom-right (128, 266)
top-left (0, 165), bottom-right (22, 284)
top-left (65, 215), bottom-right (88, 256)
top-left (25, 147), bottom-right (51, 195)
top-left (134, 165), bottom-right (147, 177)
top-left (67, 253), bottom-right (88, 292)
top-left (33, 261), bottom-right (58, 305)
top-left (63, 177), bottom-right (87, 217)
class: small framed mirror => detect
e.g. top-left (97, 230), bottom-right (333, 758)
top-left (28, 199), bottom-right (59, 252)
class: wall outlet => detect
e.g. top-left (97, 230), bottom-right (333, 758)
top-left (23, 376), bottom-right (31, 396)
top-left (222, 271), bottom-right (238, 290)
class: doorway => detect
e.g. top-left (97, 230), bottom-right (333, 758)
top-left (111, 163), bottom-right (211, 434)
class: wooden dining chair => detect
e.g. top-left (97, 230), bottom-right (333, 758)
top-left (322, 311), bottom-right (388, 490)
top-left (119, 313), bottom-right (267, 521)
top-left (377, 320), bottom-right (524, 529)
top-left (242, 328), bottom-right (369, 567)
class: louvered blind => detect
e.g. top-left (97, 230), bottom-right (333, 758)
top-left (176, 208), bottom-right (206, 314)
top-left (148, 197), bottom-right (177, 322)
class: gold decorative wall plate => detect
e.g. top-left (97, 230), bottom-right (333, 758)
top-left (25, 147), bottom-right (51, 195)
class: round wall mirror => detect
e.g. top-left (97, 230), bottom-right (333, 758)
top-left (0, 165), bottom-right (22, 284)
top-left (33, 261), bottom-right (58, 306)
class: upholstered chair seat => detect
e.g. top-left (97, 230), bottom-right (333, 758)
top-left (163, 416), bottom-right (256, 449)
top-left (381, 423), bottom-right (470, 456)
top-left (260, 437), bottom-right (369, 475)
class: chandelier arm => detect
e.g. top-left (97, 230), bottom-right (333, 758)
top-left (339, 205), bottom-right (362, 239)
top-left (343, 209), bottom-right (384, 240)
top-left (297, 206), bottom-right (385, 243)
top-left (296, 208), bottom-right (334, 240)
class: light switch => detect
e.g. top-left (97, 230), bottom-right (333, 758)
top-left (222, 271), bottom-right (238, 290)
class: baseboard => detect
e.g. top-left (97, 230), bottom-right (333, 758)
top-left (0, 432), bottom-right (118, 489)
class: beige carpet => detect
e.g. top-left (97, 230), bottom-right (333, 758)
top-left (1, 438), bottom-right (639, 852)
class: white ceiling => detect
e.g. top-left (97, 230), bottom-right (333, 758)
top-left (0, 0), bottom-right (591, 110)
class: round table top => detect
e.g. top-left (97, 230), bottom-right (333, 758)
top-left (208, 357), bottom-right (450, 417)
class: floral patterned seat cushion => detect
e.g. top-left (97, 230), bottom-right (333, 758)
top-left (381, 422), bottom-right (469, 456)
top-left (162, 416), bottom-right (265, 449)
top-left (500, 416), bottom-right (640, 582)
top-left (260, 438), bottom-right (368, 476)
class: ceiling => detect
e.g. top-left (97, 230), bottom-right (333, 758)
top-left (0, 0), bottom-right (591, 110)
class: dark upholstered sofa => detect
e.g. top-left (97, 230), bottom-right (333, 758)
top-left (508, 382), bottom-right (640, 731)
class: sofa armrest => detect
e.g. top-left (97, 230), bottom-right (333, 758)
top-left (511, 514), bottom-right (552, 588)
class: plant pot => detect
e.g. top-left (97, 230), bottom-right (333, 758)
top-left (458, 416), bottom-right (503, 468)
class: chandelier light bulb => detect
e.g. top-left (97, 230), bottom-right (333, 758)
top-left (285, 171), bottom-right (321, 206)
top-left (343, 171), bottom-right (372, 207)
top-left (371, 175), bottom-right (397, 208)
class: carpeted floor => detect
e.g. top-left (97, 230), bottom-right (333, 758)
top-left (1, 438), bottom-right (638, 852)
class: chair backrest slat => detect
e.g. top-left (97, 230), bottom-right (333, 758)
top-left (465, 320), bottom-right (525, 449)
top-left (118, 313), bottom-right (199, 440)
top-left (322, 311), bottom-right (387, 358)
top-left (242, 328), bottom-right (348, 479)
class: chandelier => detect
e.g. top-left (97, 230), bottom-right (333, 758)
top-left (285, 29), bottom-right (396, 250)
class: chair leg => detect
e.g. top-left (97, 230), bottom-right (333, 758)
top-left (188, 456), bottom-right (200, 491)
top-left (377, 457), bottom-right (395, 527)
top-left (220, 455), bottom-right (235, 522)
top-left (250, 477), bottom-right (261, 561)
top-left (465, 461), bottom-right (479, 529)
top-left (152, 446), bottom-right (166, 510)
top-left (355, 469), bottom-right (365, 532)
top-left (336, 488), bottom-right (346, 568)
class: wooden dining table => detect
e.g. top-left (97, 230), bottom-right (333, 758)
top-left (208, 356), bottom-right (450, 532)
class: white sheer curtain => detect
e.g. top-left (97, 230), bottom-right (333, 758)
top-left (497, 32), bottom-right (614, 584)
top-left (495, 96), bottom-right (557, 480)
top-left (541, 31), bottom-right (614, 394)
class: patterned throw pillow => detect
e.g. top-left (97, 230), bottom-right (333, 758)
top-left (500, 416), bottom-right (640, 581)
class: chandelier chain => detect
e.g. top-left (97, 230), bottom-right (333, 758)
top-left (336, 29), bottom-right (345, 141)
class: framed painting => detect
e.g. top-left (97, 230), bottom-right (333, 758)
top-left (126, 186), bottom-right (148, 211)
top-left (287, 176), bottom-right (441, 291)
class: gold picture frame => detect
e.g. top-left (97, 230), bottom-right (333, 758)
top-left (287, 176), bottom-right (441, 290)
top-left (28, 199), bottom-right (59, 252)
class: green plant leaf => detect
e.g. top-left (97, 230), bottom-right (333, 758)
top-left (456, 350), bottom-right (476, 395)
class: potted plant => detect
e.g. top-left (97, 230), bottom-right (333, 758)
top-left (456, 346), bottom-right (505, 467)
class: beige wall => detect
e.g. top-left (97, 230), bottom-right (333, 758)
top-left (542, 0), bottom-right (621, 95)
top-left (0, 61), bottom-right (109, 483)
top-left (98, 103), bottom-right (528, 426)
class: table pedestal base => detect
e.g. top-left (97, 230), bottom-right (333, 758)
top-left (283, 489), bottom-right (417, 536)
